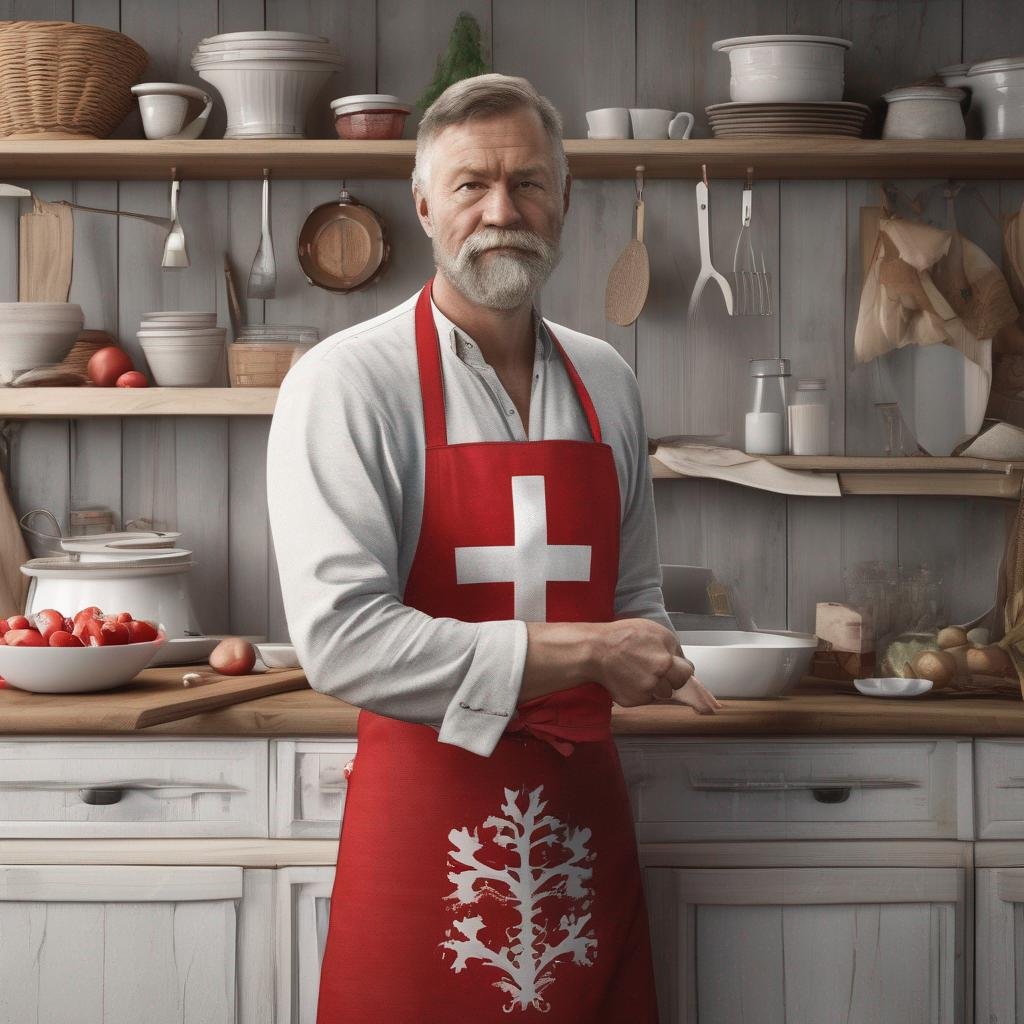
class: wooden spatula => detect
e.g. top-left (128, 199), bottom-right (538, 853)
top-left (605, 165), bottom-right (650, 326)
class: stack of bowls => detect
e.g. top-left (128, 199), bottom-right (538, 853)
top-left (137, 311), bottom-right (225, 386)
top-left (0, 302), bottom-right (84, 383)
top-left (191, 31), bottom-right (342, 139)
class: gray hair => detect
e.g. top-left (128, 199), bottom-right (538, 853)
top-left (412, 73), bottom-right (568, 194)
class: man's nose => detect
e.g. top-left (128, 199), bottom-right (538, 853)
top-left (480, 183), bottom-right (522, 227)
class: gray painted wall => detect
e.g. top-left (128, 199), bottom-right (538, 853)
top-left (1, 0), bottom-right (1020, 640)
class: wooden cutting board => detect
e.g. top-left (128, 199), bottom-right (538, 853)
top-left (19, 198), bottom-right (73, 302)
top-left (0, 665), bottom-right (309, 729)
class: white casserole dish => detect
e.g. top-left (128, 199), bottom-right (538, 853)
top-left (675, 629), bottom-right (818, 698)
top-left (712, 34), bottom-right (852, 103)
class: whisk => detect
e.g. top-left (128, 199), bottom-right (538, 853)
top-left (730, 168), bottom-right (772, 317)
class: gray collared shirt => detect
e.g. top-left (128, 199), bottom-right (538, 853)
top-left (267, 288), bottom-right (672, 758)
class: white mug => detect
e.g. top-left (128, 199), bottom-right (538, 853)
top-left (585, 107), bottom-right (631, 139)
top-left (629, 107), bottom-right (695, 140)
top-left (132, 83), bottom-right (213, 140)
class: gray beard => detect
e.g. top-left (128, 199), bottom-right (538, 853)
top-left (433, 226), bottom-right (562, 310)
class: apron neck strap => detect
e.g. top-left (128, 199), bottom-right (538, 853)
top-left (414, 279), bottom-right (604, 447)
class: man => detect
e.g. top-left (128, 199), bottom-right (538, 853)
top-left (267, 72), bottom-right (722, 1024)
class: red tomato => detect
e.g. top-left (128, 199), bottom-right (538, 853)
top-left (126, 619), bottom-right (159, 643)
top-left (99, 621), bottom-right (130, 646)
top-left (115, 370), bottom-right (148, 388)
top-left (81, 619), bottom-right (106, 646)
top-left (6, 615), bottom-right (29, 631)
top-left (72, 606), bottom-right (104, 638)
top-left (5, 628), bottom-right (46, 647)
top-left (87, 347), bottom-right (134, 387)
top-left (61, 616), bottom-right (74, 632)
top-left (49, 630), bottom-right (84, 647)
top-left (0, 620), bottom-right (8, 636)
top-left (32, 609), bottom-right (65, 643)
top-left (115, 611), bottom-right (133, 623)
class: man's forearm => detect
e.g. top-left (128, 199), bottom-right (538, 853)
top-left (519, 622), bottom-right (604, 703)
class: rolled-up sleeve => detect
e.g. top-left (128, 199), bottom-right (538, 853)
top-left (612, 366), bottom-right (674, 635)
top-left (266, 350), bottom-right (528, 758)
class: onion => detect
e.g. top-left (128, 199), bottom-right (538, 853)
top-left (937, 626), bottom-right (968, 649)
top-left (966, 644), bottom-right (1015, 679)
top-left (912, 650), bottom-right (957, 688)
top-left (209, 637), bottom-right (256, 675)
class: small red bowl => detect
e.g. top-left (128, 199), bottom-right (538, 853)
top-left (333, 109), bottom-right (408, 140)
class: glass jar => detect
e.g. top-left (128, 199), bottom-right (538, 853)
top-left (788, 377), bottom-right (830, 455)
top-left (745, 357), bottom-right (791, 455)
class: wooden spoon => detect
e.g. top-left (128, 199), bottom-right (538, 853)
top-left (605, 166), bottom-right (650, 326)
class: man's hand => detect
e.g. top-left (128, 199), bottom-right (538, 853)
top-left (594, 618), bottom-right (723, 714)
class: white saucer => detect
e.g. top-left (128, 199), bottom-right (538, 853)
top-left (854, 677), bottom-right (934, 698)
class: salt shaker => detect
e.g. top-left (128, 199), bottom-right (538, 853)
top-left (788, 377), bottom-right (830, 455)
top-left (745, 358), bottom-right (790, 455)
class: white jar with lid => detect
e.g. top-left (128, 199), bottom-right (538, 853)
top-left (788, 377), bottom-right (830, 455)
top-left (745, 357), bottom-right (791, 455)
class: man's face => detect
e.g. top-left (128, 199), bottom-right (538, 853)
top-left (414, 106), bottom-right (571, 310)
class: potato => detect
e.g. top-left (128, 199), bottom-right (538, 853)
top-left (912, 649), bottom-right (957, 689)
top-left (945, 644), bottom-right (971, 676)
top-left (209, 637), bottom-right (256, 676)
top-left (966, 644), bottom-right (1015, 679)
top-left (937, 626), bottom-right (969, 649)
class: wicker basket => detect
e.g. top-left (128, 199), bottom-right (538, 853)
top-left (0, 21), bottom-right (148, 139)
top-left (228, 343), bottom-right (303, 387)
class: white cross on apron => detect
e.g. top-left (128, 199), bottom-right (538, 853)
top-left (454, 475), bottom-right (592, 621)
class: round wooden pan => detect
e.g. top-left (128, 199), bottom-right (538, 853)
top-left (297, 189), bottom-right (390, 292)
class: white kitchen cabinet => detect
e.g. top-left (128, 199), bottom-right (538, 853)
top-left (270, 740), bottom-right (356, 839)
top-left (274, 866), bottom-right (335, 1024)
top-left (0, 863), bottom-right (277, 1024)
top-left (0, 738), bottom-right (269, 839)
top-left (642, 856), bottom-right (966, 1024)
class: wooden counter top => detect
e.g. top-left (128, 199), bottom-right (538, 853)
top-left (1, 674), bottom-right (1023, 737)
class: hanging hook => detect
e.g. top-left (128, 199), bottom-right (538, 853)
top-left (745, 165), bottom-right (754, 189)
top-left (634, 164), bottom-right (645, 204)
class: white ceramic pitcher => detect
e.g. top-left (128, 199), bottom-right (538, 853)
top-left (132, 83), bottom-right (213, 140)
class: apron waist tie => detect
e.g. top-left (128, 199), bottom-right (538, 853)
top-left (505, 686), bottom-right (612, 757)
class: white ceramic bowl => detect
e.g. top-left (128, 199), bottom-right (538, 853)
top-left (198, 30), bottom-right (331, 45)
top-left (882, 85), bottom-right (966, 139)
top-left (143, 311), bottom-right (217, 321)
top-left (0, 625), bottom-right (167, 693)
top-left (139, 339), bottom-right (223, 386)
top-left (712, 34), bottom-right (852, 103)
top-left (675, 629), bottom-right (818, 698)
top-left (0, 301), bottom-right (85, 321)
top-left (255, 642), bottom-right (299, 669)
top-left (194, 60), bottom-right (339, 138)
top-left (192, 49), bottom-right (341, 66)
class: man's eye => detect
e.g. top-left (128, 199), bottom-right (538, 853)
top-left (519, 181), bottom-right (541, 189)
top-left (457, 182), bottom-right (482, 191)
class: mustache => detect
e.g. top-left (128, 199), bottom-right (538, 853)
top-left (459, 228), bottom-right (552, 261)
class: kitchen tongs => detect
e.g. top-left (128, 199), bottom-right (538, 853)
top-left (687, 164), bottom-right (734, 327)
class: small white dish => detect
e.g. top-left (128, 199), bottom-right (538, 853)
top-left (255, 642), bottom-right (299, 669)
top-left (854, 677), bottom-right (934, 698)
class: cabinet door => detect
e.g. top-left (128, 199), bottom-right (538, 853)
top-left (275, 865), bottom-right (335, 1024)
top-left (0, 864), bottom-right (244, 1024)
top-left (975, 867), bottom-right (1024, 1022)
top-left (644, 864), bottom-right (964, 1024)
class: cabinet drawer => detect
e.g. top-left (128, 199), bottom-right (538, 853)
top-left (615, 737), bottom-right (961, 842)
top-left (271, 740), bottom-right (357, 838)
top-left (0, 738), bottom-right (268, 838)
top-left (973, 740), bottom-right (1024, 838)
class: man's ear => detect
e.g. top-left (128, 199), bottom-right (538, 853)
top-left (413, 184), bottom-right (434, 238)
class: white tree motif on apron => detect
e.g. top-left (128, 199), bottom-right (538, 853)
top-left (439, 783), bottom-right (598, 1012)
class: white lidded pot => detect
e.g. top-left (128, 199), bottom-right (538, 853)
top-left (882, 85), bottom-right (966, 139)
top-left (963, 55), bottom-right (1024, 139)
top-left (712, 34), bottom-right (852, 103)
top-left (20, 536), bottom-right (203, 642)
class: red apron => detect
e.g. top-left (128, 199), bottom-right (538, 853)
top-left (315, 280), bottom-right (659, 1023)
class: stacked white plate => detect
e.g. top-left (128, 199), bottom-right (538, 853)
top-left (706, 101), bottom-right (870, 136)
top-left (0, 301), bottom-right (84, 384)
top-left (191, 31), bottom-right (342, 139)
top-left (137, 311), bottom-right (225, 387)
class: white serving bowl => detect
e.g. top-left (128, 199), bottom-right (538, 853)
top-left (882, 85), bottom-right (966, 139)
top-left (192, 49), bottom-right (341, 66)
top-left (712, 34), bottom-right (852, 103)
top-left (194, 59), bottom-right (340, 138)
top-left (254, 642), bottom-right (299, 669)
top-left (0, 303), bottom-right (84, 382)
top-left (675, 629), bottom-right (818, 698)
top-left (0, 625), bottom-right (166, 693)
top-left (139, 339), bottom-right (223, 386)
top-left (0, 301), bottom-right (85, 321)
top-left (198, 30), bottom-right (331, 45)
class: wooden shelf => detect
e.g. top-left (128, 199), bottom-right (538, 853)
top-left (0, 138), bottom-right (1023, 181)
top-left (0, 387), bottom-right (278, 417)
top-left (651, 453), bottom-right (1024, 498)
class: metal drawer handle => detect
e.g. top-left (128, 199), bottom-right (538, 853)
top-left (811, 786), bottom-right (852, 804)
top-left (79, 787), bottom-right (124, 805)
